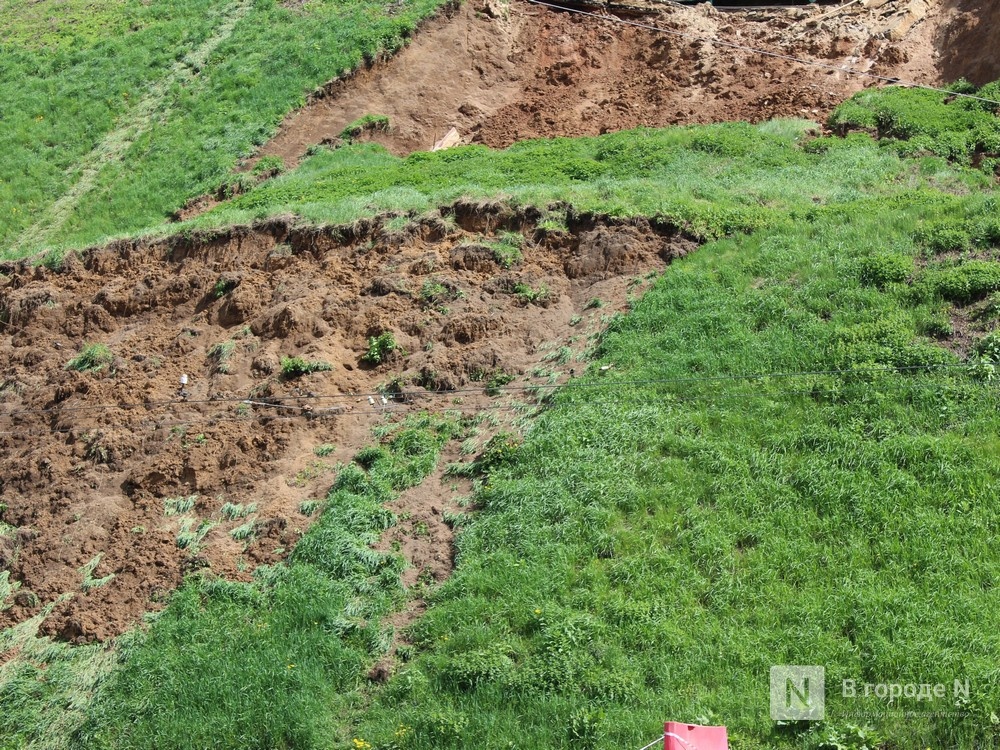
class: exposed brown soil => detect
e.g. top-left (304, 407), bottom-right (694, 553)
top-left (0, 202), bottom-right (694, 642)
top-left (3, 0), bottom-right (998, 647)
top-left (244, 0), bottom-right (993, 173)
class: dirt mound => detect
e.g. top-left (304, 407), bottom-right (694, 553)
top-left (0, 204), bottom-right (694, 641)
top-left (249, 0), bottom-right (994, 170)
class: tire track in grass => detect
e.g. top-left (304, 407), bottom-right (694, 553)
top-left (12, 0), bottom-right (255, 254)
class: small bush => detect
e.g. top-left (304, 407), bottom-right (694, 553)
top-left (362, 332), bottom-right (401, 365)
top-left (914, 221), bottom-right (972, 253)
top-left (213, 277), bottom-right (237, 298)
top-left (280, 356), bottom-right (333, 377)
top-left (930, 261), bottom-right (1000, 303)
top-left (313, 443), bottom-right (336, 457)
top-left (65, 343), bottom-right (113, 372)
top-left (855, 253), bottom-right (911, 287)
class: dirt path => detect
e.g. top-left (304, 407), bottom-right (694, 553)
top-left (249, 0), bottom-right (989, 170)
top-left (0, 202), bottom-right (694, 641)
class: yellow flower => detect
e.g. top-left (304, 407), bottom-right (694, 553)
top-left (352, 739), bottom-right (372, 750)
top-left (287, 663), bottom-right (295, 669)
top-left (534, 608), bottom-right (541, 614)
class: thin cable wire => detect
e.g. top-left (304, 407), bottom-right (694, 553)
top-left (0, 361), bottom-right (984, 420)
top-left (523, 0), bottom-right (1000, 107)
top-left (0, 379), bottom-right (993, 439)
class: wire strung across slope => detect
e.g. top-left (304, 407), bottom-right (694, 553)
top-left (0, 377), bottom-right (994, 440)
top-left (0, 360), bottom-right (988, 421)
top-left (523, 0), bottom-right (1000, 108)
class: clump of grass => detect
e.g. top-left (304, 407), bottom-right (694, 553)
top-left (298, 499), bottom-right (322, 517)
top-left (485, 371), bottom-right (515, 395)
top-left (585, 297), bottom-right (604, 310)
top-left (280, 356), bottom-right (332, 378)
top-left (252, 155), bottom-right (285, 178)
top-left (207, 340), bottom-right (236, 374)
top-left (229, 520), bottom-right (256, 542)
top-left (487, 231), bottom-right (524, 269)
top-left (313, 443), bottom-right (336, 457)
top-left (512, 282), bottom-right (549, 304)
top-left (542, 345), bottom-right (573, 365)
top-left (79, 554), bottom-right (115, 592)
top-left (340, 114), bottom-right (390, 143)
top-left (220, 502), bottom-right (256, 521)
top-left (163, 495), bottom-right (197, 516)
top-left (176, 518), bottom-right (214, 551)
top-left (65, 343), bottom-right (113, 372)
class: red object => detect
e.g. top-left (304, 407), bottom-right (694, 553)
top-left (663, 722), bottom-right (729, 750)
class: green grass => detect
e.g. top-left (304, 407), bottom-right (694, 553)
top-left (155, 117), bottom-right (989, 247)
top-left (4, 88), bottom-right (1000, 749)
top-left (75, 414), bottom-right (461, 750)
top-left (64, 343), bottom-right (114, 372)
top-left (280, 355), bottom-right (333, 377)
top-left (0, 0), bottom-right (448, 258)
top-left (342, 205), bottom-right (1000, 750)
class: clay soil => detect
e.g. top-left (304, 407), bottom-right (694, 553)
top-left (252, 0), bottom-right (1000, 168)
top-left (0, 203), bottom-right (694, 641)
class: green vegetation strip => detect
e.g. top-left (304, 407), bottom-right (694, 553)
top-left (0, 0), bottom-right (447, 257)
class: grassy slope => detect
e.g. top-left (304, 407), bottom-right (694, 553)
top-left (3, 88), bottom-right (1000, 750)
top-left (0, 0), bottom-right (445, 257)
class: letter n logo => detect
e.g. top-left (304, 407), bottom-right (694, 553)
top-left (770, 665), bottom-right (825, 720)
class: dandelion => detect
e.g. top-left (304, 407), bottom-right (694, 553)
top-left (534, 608), bottom-right (541, 614)
top-left (287, 663), bottom-right (295, 669)
top-left (352, 739), bottom-right (372, 750)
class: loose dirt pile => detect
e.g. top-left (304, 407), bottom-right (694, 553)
top-left (0, 203), bottom-right (694, 641)
top-left (254, 0), bottom-right (996, 167)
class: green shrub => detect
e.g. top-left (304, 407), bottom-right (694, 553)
top-left (361, 332), bottom-right (401, 365)
top-left (213, 277), bottom-right (237, 298)
top-left (65, 343), bottom-right (113, 372)
top-left (914, 220), bottom-right (972, 253)
top-left (929, 261), bottom-right (1000, 303)
top-left (280, 356), bottom-right (333, 377)
top-left (855, 253), bottom-right (911, 287)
